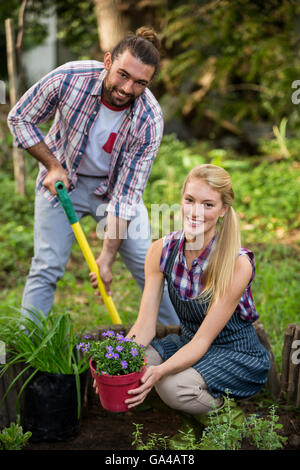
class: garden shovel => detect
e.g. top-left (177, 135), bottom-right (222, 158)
top-left (55, 181), bottom-right (122, 325)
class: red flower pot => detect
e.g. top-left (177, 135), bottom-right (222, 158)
top-left (89, 358), bottom-right (146, 412)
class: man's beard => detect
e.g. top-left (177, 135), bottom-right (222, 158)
top-left (102, 79), bottom-right (135, 108)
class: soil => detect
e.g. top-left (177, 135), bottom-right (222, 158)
top-left (24, 388), bottom-right (300, 452)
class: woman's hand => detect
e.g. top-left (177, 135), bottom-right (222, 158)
top-left (93, 379), bottom-right (98, 394)
top-left (125, 365), bottom-right (164, 409)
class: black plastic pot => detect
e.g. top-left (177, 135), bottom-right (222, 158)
top-left (21, 370), bottom-right (87, 442)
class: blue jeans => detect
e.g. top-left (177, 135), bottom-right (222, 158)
top-left (22, 175), bottom-right (179, 325)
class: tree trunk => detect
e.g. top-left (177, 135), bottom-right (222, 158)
top-left (16, 0), bottom-right (28, 97)
top-left (5, 18), bottom-right (25, 196)
top-left (93, 0), bottom-right (129, 52)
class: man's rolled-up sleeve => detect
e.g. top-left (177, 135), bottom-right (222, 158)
top-left (7, 71), bottom-right (63, 149)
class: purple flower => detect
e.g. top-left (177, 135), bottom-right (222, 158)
top-left (116, 345), bottom-right (124, 352)
top-left (121, 360), bottom-right (128, 369)
top-left (102, 330), bottom-right (115, 337)
top-left (106, 345), bottom-right (113, 352)
top-left (106, 330), bottom-right (115, 337)
top-left (130, 348), bottom-right (139, 357)
top-left (84, 334), bottom-right (91, 339)
top-left (77, 342), bottom-right (91, 352)
top-left (105, 352), bottom-right (114, 359)
top-left (116, 333), bottom-right (125, 342)
top-left (114, 353), bottom-right (119, 360)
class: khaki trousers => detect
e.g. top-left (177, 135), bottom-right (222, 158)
top-left (146, 345), bottom-right (223, 415)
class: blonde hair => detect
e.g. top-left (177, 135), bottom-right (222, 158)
top-left (182, 164), bottom-right (241, 305)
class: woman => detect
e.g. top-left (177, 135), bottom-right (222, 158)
top-left (91, 164), bottom-right (270, 418)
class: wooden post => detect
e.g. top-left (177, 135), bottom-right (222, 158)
top-left (253, 321), bottom-right (281, 398)
top-left (5, 18), bottom-right (25, 196)
top-left (281, 324), bottom-right (296, 400)
top-left (287, 325), bottom-right (300, 403)
top-left (280, 323), bottom-right (300, 406)
top-left (0, 362), bottom-right (26, 428)
top-left (297, 358), bottom-right (300, 408)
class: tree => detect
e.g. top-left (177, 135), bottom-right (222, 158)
top-left (93, 0), bottom-right (128, 52)
top-left (159, 0), bottom-right (300, 140)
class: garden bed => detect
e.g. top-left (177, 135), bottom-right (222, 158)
top-left (24, 390), bottom-right (300, 451)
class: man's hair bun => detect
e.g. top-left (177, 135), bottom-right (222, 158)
top-left (135, 26), bottom-right (161, 51)
top-left (111, 26), bottom-right (161, 77)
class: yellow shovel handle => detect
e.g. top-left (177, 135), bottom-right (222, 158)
top-left (71, 221), bottom-right (122, 325)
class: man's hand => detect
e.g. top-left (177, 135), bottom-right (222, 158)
top-left (43, 162), bottom-right (69, 195)
top-left (89, 257), bottom-right (113, 297)
top-left (27, 141), bottom-right (70, 195)
top-left (95, 253), bottom-right (113, 296)
top-left (90, 213), bottom-right (129, 296)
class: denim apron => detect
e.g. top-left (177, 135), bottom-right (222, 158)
top-left (151, 238), bottom-right (271, 398)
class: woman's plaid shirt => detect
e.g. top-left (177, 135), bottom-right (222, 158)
top-left (160, 230), bottom-right (259, 322)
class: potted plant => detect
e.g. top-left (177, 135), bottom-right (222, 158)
top-left (0, 308), bottom-right (89, 442)
top-left (78, 329), bottom-right (146, 413)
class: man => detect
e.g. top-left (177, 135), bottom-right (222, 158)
top-left (7, 27), bottom-right (178, 325)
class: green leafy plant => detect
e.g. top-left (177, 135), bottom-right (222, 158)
top-left (199, 394), bottom-right (245, 450)
top-left (79, 329), bottom-right (146, 376)
top-left (196, 399), bottom-right (286, 450)
top-left (0, 422), bottom-right (31, 450)
top-left (0, 308), bottom-right (89, 418)
top-left (132, 422), bottom-right (169, 450)
top-left (131, 395), bottom-right (287, 451)
top-left (245, 405), bottom-right (287, 450)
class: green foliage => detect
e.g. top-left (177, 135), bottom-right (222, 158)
top-left (131, 395), bottom-right (287, 451)
top-left (198, 396), bottom-right (286, 450)
top-left (0, 172), bottom-right (35, 287)
top-left (160, 0), bottom-right (300, 133)
top-left (131, 422), bottom-right (169, 450)
top-left (0, 0), bottom-right (53, 79)
top-left (0, 308), bottom-right (89, 418)
top-left (0, 0), bottom-right (98, 80)
top-left (0, 308), bottom-right (88, 375)
top-left (55, 0), bottom-right (99, 59)
top-left (199, 394), bottom-right (245, 450)
top-left (231, 159), bottom-right (300, 244)
top-left (251, 244), bottom-right (300, 368)
top-left (245, 405), bottom-right (287, 450)
top-left (0, 422), bottom-right (31, 451)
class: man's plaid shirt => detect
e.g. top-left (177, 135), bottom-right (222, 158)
top-left (7, 60), bottom-right (164, 220)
